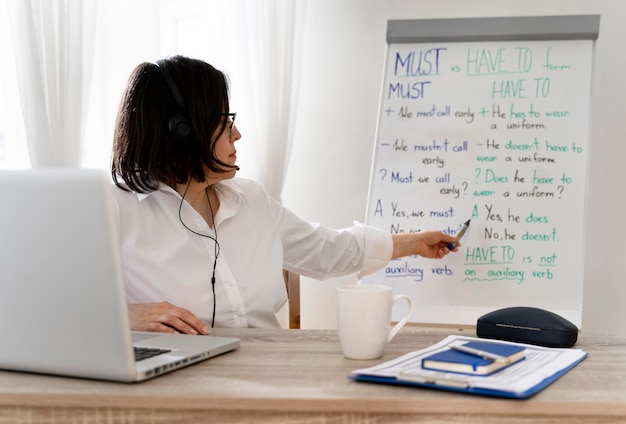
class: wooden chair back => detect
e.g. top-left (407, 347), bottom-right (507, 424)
top-left (283, 270), bottom-right (300, 329)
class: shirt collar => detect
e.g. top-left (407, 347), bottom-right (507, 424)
top-left (135, 183), bottom-right (177, 201)
top-left (133, 179), bottom-right (244, 207)
top-left (214, 179), bottom-right (243, 204)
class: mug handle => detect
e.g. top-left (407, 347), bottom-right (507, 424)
top-left (387, 294), bottom-right (414, 342)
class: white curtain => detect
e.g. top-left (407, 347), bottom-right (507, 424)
top-left (4, 0), bottom-right (303, 188)
top-left (238, 0), bottom-right (306, 201)
top-left (7, 0), bottom-right (97, 168)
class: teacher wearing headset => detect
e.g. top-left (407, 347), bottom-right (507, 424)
top-left (110, 55), bottom-right (458, 334)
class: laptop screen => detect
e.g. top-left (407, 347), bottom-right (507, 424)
top-left (0, 169), bottom-right (137, 379)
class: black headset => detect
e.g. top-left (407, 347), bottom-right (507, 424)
top-left (155, 59), bottom-right (193, 141)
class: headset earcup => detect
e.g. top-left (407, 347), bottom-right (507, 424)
top-left (168, 111), bottom-right (192, 140)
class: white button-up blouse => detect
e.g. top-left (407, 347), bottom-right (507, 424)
top-left (111, 177), bottom-right (393, 328)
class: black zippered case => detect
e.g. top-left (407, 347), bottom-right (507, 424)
top-left (476, 306), bottom-right (578, 348)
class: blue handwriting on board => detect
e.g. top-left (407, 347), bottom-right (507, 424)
top-left (388, 48), bottom-right (447, 100)
top-left (394, 48), bottom-right (446, 77)
top-left (385, 261), bottom-right (424, 282)
top-left (388, 81), bottom-right (431, 100)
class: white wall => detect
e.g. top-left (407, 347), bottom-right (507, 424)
top-left (282, 0), bottom-right (388, 328)
top-left (283, 0), bottom-right (626, 335)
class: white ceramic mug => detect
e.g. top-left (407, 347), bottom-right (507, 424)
top-left (336, 284), bottom-right (414, 360)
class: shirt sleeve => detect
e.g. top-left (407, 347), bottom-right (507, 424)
top-left (274, 199), bottom-right (393, 280)
top-left (353, 221), bottom-right (394, 279)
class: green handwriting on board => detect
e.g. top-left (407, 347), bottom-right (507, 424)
top-left (364, 39), bottom-right (593, 325)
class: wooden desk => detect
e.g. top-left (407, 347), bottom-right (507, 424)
top-left (1, 328), bottom-right (625, 423)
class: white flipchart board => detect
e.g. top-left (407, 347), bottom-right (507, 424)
top-left (362, 16), bottom-right (600, 327)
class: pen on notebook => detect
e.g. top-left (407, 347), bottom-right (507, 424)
top-left (447, 343), bottom-right (509, 363)
top-left (448, 219), bottom-right (470, 250)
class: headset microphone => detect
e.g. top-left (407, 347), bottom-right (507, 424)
top-left (235, 166), bottom-right (240, 171)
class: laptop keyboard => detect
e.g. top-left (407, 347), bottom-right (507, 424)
top-left (134, 346), bottom-right (171, 361)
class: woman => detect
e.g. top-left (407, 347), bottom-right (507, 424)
top-left (111, 55), bottom-right (458, 334)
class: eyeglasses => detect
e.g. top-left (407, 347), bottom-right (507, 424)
top-left (223, 112), bottom-right (236, 131)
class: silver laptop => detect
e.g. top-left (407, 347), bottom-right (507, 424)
top-left (0, 168), bottom-right (239, 382)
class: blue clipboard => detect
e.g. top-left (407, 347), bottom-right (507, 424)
top-left (351, 351), bottom-right (587, 399)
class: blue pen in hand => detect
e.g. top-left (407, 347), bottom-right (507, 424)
top-left (448, 219), bottom-right (471, 250)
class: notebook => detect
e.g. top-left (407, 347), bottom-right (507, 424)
top-left (0, 168), bottom-right (239, 382)
top-left (421, 341), bottom-right (526, 375)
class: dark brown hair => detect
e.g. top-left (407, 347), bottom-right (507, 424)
top-left (111, 55), bottom-right (233, 192)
